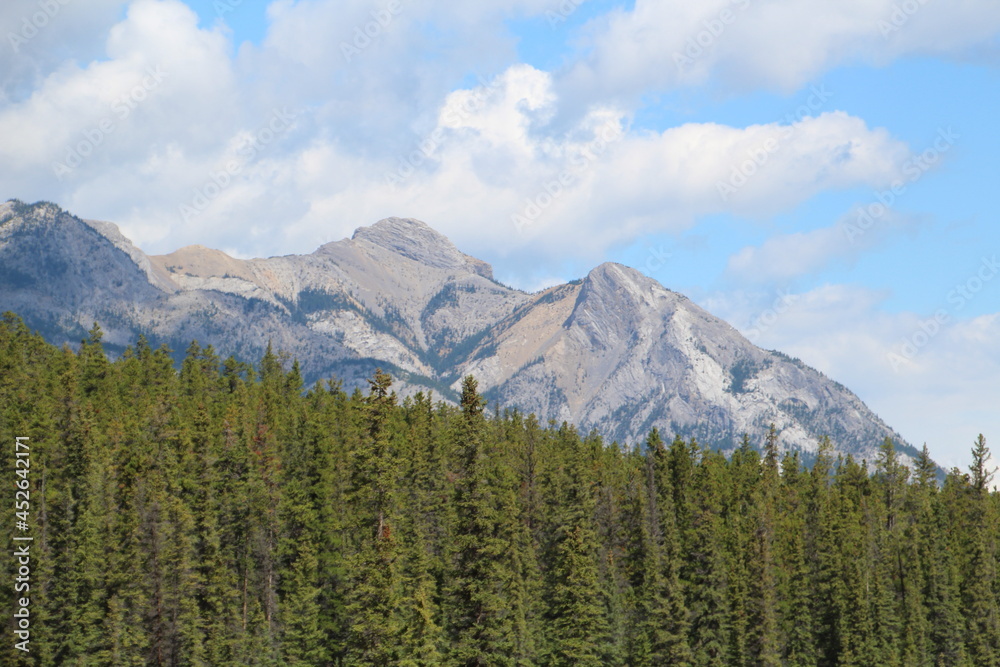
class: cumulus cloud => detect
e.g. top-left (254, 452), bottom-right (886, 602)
top-left (0, 0), bottom-right (996, 471)
top-left (262, 71), bottom-right (914, 277)
top-left (0, 1), bottom-right (917, 283)
top-left (242, 0), bottom-right (561, 155)
top-left (0, 0), bottom-right (985, 270)
top-left (560, 0), bottom-right (1000, 107)
top-left (0, 1), bottom-right (250, 246)
top-left (0, 0), bottom-right (129, 103)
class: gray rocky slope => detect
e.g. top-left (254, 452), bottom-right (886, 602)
top-left (0, 199), bottom-right (918, 464)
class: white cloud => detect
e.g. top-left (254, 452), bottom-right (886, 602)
top-left (561, 0), bottom-right (1000, 106)
top-left (0, 0), bottom-right (918, 284)
top-left (0, 0), bottom-right (985, 275)
top-left (246, 71), bottom-right (912, 281)
top-left (0, 0), bottom-right (129, 103)
top-left (240, 0), bottom-right (561, 156)
top-left (728, 227), bottom-right (853, 284)
top-left (725, 208), bottom-right (915, 283)
top-left (0, 1), bottom-right (235, 172)
top-left (0, 0), bottom-right (995, 475)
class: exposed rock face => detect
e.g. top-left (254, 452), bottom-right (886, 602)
top-left (0, 199), bottom-right (917, 464)
top-left (351, 217), bottom-right (493, 278)
top-left (0, 201), bottom-right (167, 346)
top-left (456, 261), bottom-right (901, 458)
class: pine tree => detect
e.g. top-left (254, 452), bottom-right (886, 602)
top-left (970, 434), bottom-right (997, 493)
top-left (346, 369), bottom-right (403, 664)
top-left (624, 430), bottom-right (692, 666)
top-left (963, 436), bottom-right (1000, 666)
top-left (929, 471), bottom-right (973, 666)
top-left (281, 540), bottom-right (329, 665)
top-left (747, 436), bottom-right (782, 667)
top-left (2, 312), bottom-right (999, 666)
top-left (449, 376), bottom-right (528, 666)
top-left (277, 386), bottom-right (329, 666)
top-left (396, 392), bottom-right (447, 666)
top-left (725, 435), bottom-right (755, 666)
top-left (542, 425), bottom-right (608, 666)
top-left (397, 520), bottom-right (445, 667)
top-left (686, 449), bottom-right (730, 666)
top-left (774, 451), bottom-right (816, 666)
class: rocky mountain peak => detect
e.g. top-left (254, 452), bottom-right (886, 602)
top-left (580, 261), bottom-right (672, 309)
top-left (352, 217), bottom-right (493, 278)
top-left (584, 262), bottom-right (645, 288)
top-left (0, 201), bottom-right (923, 469)
top-left (1, 199), bottom-right (63, 226)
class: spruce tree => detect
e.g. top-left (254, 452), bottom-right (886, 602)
top-left (963, 436), bottom-right (1000, 665)
top-left (346, 369), bottom-right (403, 664)
top-left (542, 425), bottom-right (608, 666)
top-left (449, 376), bottom-right (528, 666)
top-left (686, 449), bottom-right (730, 666)
top-left (624, 430), bottom-right (692, 665)
top-left (281, 540), bottom-right (329, 666)
top-left (1, 313), bottom-right (998, 666)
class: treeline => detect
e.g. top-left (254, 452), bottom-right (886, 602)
top-left (1, 313), bottom-right (998, 666)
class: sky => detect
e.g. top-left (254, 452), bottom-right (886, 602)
top-left (1, 0), bottom-right (998, 471)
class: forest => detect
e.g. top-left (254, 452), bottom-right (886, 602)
top-left (0, 311), bottom-right (998, 666)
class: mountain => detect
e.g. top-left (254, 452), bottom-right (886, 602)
top-left (0, 199), bottom-right (917, 463)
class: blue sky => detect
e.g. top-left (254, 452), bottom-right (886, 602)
top-left (1, 0), bottom-right (998, 470)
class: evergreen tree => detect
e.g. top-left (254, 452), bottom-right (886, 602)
top-left (281, 541), bottom-right (328, 665)
top-left (686, 449), bottom-right (730, 666)
top-left (774, 451), bottom-right (816, 666)
top-left (970, 434), bottom-right (997, 493)
top-left (624, 429), bottom-right (692, 665)
top-left (346, 369), bottom-right (403, 664)
top-left (449, 376), bottom-right (528, 666)
top-left (0, 313), bottom-right (997, 666)
top-left (542, 425), bottom-right (608, 666)
top-left (963, 436), bottom-right (1000, 665)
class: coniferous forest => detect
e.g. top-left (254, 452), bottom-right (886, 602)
top-left (1, 312), bottom-right (999, 666)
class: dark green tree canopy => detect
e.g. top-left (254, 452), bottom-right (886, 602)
top-left (0, 313), bottom-right (995, 667)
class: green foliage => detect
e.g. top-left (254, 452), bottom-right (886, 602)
top-left (0, 313), bottom-right (996, 666)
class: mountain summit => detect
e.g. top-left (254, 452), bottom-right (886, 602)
top-left (350, 217), bottom-right (493, 278)
top-left (0, 200), bottom-right (916, 463)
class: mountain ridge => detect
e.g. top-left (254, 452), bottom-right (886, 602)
top-left (0, 198), bottom-right (920, 465)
